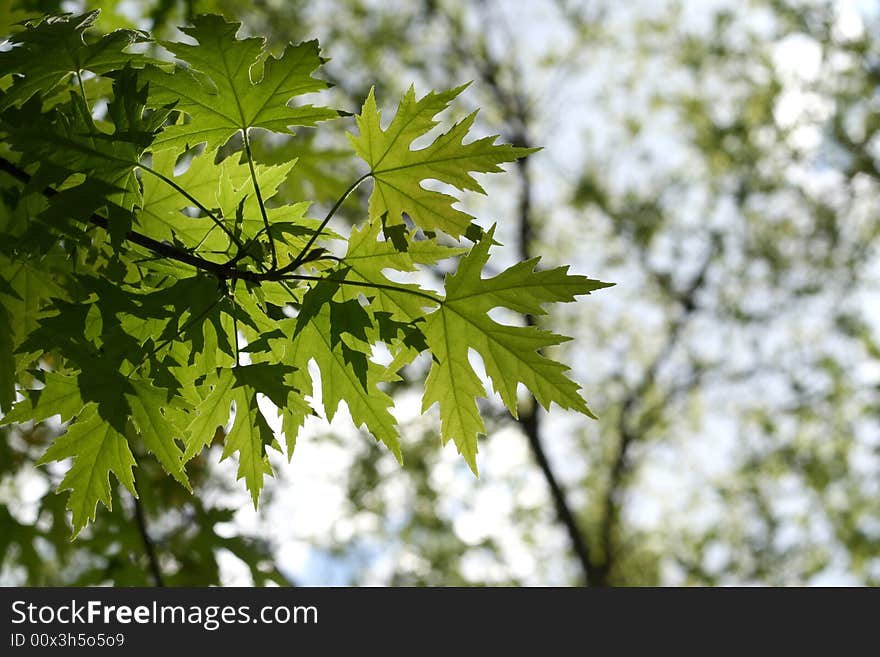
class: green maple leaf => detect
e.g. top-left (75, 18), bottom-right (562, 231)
top-left (0, 253), bottom-right (66, 371)
top-left (278, 395), bottom-right (313, 459)
top-left (0, 10), bottom-right (147, 110)
top-left (142, 13), bottom-right (337, 153)
top-left (234, 292), bottom-right (313, 458)
top-left (185, 364), bottom-right (298, 506)
top-left (184, 368), bottom-right (236, 460)
top-left (285, 304), bottom-right (402, 461)
top-left (422, 226), bottom-right (613, 472)
top-left (36, 405), bottom-right (137, 536)
top-left (126, 379), bottom-right (191, 491)
top-left (0, 371), bottom-right (84, 426)
top-left (139, 149), bottom-right (230, 247)
top-left (224, 385), bottom-right (275, 508)
top-left (140, 147), bottom-right (303, 254)
top-left (339, 220), bottom-right (463, 322)
top-left (348, 85), bottom-right (536, 239)
top-left (6, 365), bottom-right (192, 531)
top-left (2, 68), bottom-right (172, 240)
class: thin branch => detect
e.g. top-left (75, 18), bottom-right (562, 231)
top-left (515, 153), bottom-right (598, 587)
top-left (0, 155), bottom-right (444, 306)
top-left (520, 402), bottom-right (598, 586)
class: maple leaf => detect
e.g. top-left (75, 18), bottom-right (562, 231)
top-left (126, 379), bottom-right (191, 491)
top-left (142, 13), bottom-right (337, 153)
top-left (4, 366), bottom-right (193, 532)
top-left (2, 67), bottom-right (173, 241)
top-left (0, 371), bottom-right (84, 426)
top-left (138, 148), bottom-right (233, 248)
top-left (184, 368), bottom-right (236, 461)
top-left (185, 364), bottom-right (300, 506)
top-left (0, 10), bottom-right (147, 110)
top-left (338, 220), bottom-right (463, 322)
top-left (284, 301), bottom-right (402, 461)
top-left (234, 291), bottom-right (314, 458)
top-left (36, 406), bottom-right (137, 536)
top-left (0, 253), bottom-right (66, 368)
top-left (422, 226), bottom-right (613, 472)
top-left (139, 147), bottom-right (304, 255)
top-left (348, 85), bottom-right (537, 239)
top-left (225, 385), bottom-right (275, 508)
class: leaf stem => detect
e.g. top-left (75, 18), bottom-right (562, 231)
top-left (241, 129), bottom-right (277, 269)
top-left (278, 172), bottom-right (371, 275)
top-left (138, 161), bottom-right (243, 249)
top-left (76, 70), bottom-right (89, 111)
top-left (231, 278), bottom-right (241, 367)
top-left (280, 273), bottom-right (442, 304)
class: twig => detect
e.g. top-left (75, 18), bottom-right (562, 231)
top-left (0, 157), bottom-right (440, 303)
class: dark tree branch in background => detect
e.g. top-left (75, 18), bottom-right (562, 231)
top-left (438, 0), bottom-right (600, 586)
top-left (591, 240), bottom-right (716, 586)
top-left (516, 151), bottom-right (600, 588)
top-left (131, 491), bottom-right (165, 587)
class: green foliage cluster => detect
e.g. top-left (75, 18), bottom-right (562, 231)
top-left (0, 11), bottom-right (608, 535)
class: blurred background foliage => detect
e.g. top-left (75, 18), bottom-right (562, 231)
top-left (2, 0), bottom-right (880, 586)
